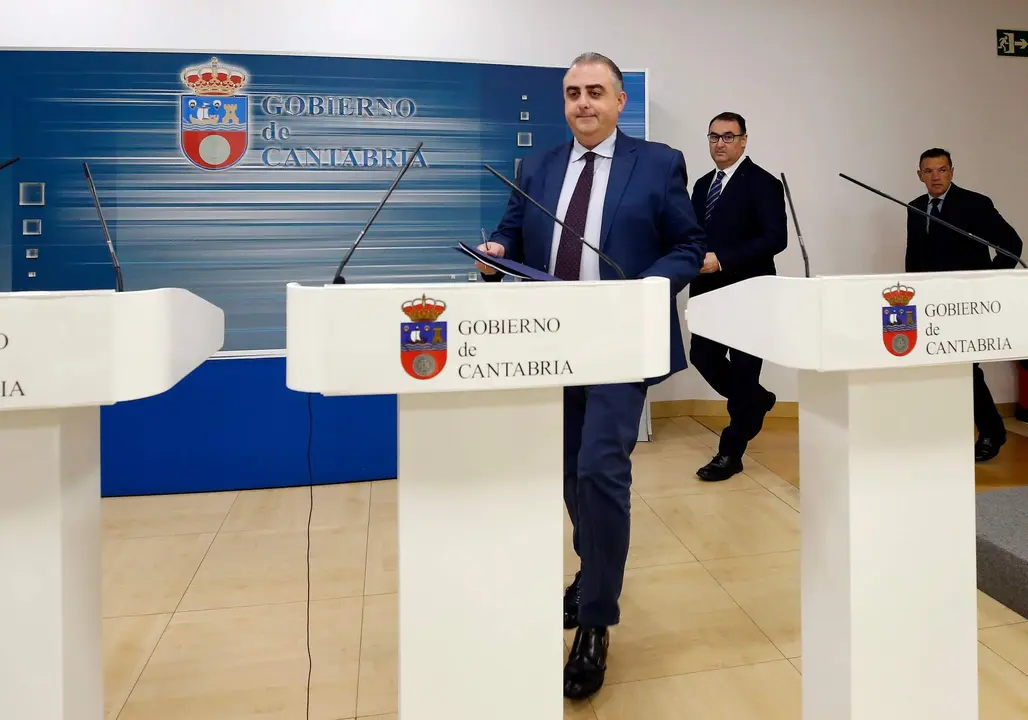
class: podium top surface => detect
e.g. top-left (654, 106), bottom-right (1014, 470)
top-left (285, 278), bottom-right (672, 395)
top-left (0, 287), bottom-right (224, 411)
top-left (685, 270), bottom-right (1028, 372)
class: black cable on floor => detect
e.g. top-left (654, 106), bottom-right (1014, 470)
top-left (306, 391), bottom-right (314, 720)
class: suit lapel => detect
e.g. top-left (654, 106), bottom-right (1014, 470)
top-left (600, 131), bottom-right (638, 250)
top-left (695, 173), bottom-right (713, 206)
top-left (693, 173), bottom-right (713, 229)
top-left (939, 184), bottom-right (960, 223)
top-left (540, 142), bottom-right (573, 263)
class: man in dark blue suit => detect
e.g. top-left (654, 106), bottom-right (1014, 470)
top-left (475, 52), bottom-right (706, 700)
top-left (688, 112), bottom-right (787, 481)
top-left (905, 148), bottom-right (1023, 462)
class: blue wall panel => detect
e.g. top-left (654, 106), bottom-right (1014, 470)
top-left (100, 357), bottom-right (397, 496)
top-left (0, 49), bottom-right (647, 496)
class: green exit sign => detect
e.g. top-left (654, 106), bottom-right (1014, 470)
top-left (998, 30), bottom-right (1028, 56)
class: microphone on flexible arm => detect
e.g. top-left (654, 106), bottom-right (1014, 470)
top-left (839, 173), bottom-right (1027, 269)
top-left (780, 173), bottom-right (810, 278)
top-left (331, 141), bottom-right (424, 285)
top-left (0, 157), bottom-right (19, 172)
top-left (483, 163), bottom-right (627, 280)
top-left (82, 162), bottom-right (125, 292)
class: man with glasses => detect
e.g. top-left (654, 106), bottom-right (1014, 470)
top-left (477, 52), bottom-right (706, 700)
top-left (905, 148), bottom-right (1023, 462)
top-left (688, 112), bottom-right (787, 481)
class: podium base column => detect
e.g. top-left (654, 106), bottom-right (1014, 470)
top-left (799, 364), bottom-right (978, 720)
top-left (0, 406), bottom-right (104, 720)
top-left (397, 387), bottom-right (564, 720)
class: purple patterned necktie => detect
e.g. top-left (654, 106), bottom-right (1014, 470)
top-left (552, 152), bottom-right (596, 280)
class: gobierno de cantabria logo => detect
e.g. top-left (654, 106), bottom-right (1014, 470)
top-left (882, 283), bottom-right (917, 357)
top-left (179, 56), bottom-right (249, 171)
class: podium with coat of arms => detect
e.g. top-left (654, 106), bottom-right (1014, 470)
top-left (285, 277), bottom-right (672, 719)
top-left (0, 287), bottom-right (225, 720)
top-left (684, 269), bottom-right (1028, 720)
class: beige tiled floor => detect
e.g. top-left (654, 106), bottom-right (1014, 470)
top-left (101, 415), bottom-right (1028, 719)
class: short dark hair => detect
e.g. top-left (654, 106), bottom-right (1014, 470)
top-left (569, 52), bottom-right (624, 92)
top-left (919, 148), bottom-right (952, 167)
top-left (709, 112), bottom-right (746, 135)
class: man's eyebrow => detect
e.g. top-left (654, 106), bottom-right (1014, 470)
top-left (565, 84), bottom-right (605, 92)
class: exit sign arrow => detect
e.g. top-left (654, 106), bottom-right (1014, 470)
top-left (998, 30), bottom-right (1028, 56)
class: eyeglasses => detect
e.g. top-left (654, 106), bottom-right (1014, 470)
top-left (708, 133), bottom-right (744, 144)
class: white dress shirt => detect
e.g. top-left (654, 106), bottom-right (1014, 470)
top-left (547, 129), bottom-right (617, 280)
top-left (711, 152), bottom-right (746, 193)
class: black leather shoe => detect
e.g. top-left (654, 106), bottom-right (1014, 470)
top-left (975, 435), bottom-right (1006, 462)
top-left (696, 454), bottom-right (743, 482)
top-left (563, 626), bottom-right (608, 700)
top-left (564, 572), bottom-right (581, 629)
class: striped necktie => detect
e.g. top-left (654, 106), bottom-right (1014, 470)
top-left (706, 170), bottom-right (726, 222)
top-left (552, 152), bottom-right (596, 280)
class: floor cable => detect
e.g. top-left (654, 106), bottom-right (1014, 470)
top-left (306, 391), bottom-right (314, 720)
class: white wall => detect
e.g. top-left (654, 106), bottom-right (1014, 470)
top-left (5, 0), bottom-right (1027, 402)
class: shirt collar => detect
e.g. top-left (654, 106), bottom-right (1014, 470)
top-left (716, 153), bottom-right (746, 180)
top-left (571, 128), bottom-right (617, 162)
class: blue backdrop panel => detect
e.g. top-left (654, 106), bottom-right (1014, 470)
top-left (0, 49), bottom-right (647, 496)
top-left (99, 357), bottom-right (397, 495)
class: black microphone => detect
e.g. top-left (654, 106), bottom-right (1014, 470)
top-left (483, 163), bottom-right (627, 280)
top-left (82, 162), bottom-right (125, 292)
top-left (780, 173), bottom-right (810, 278)
top-left (0, 157), bottom-right (19, 172)
top-left (840, 173), bottom-right (1026, 269)
top-left (332, 141), bottom-right (424, 284)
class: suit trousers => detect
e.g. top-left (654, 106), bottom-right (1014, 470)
top-left (563, 381), bottom-right (647, 628)
top-left (689, 334), bottom-right (772, 458)
top-left (973, 363), bottom-right (1006, 438)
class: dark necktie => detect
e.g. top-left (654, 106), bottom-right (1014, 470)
top-left (928, 197), bottom-right (941, 234)
top-left (552, 152), bottom-right (596, 280)
top-left (706, 170), bottom-right (726, 223)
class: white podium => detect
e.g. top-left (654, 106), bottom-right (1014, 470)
top-left (285, 278), bottom-right (671, 719)
top-left (0, 288), bottom-right (225, 720)
top-left (686, 270), bottom-right (1028, 720)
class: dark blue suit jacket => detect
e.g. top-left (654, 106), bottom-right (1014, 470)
top-left (905, 184), bottom-right (1023, 272)
top-left (689, 157), bottom-right (787, 298)
top-left (487, 129), bottom-right (706, 382)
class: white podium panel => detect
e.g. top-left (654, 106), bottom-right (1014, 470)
top-left (286, 278), bottom-right (670, 395)
top-left (0, 288), bottom-right (224, 720)
top-left (686, 269), bottom-right (1028, 720)
top-left (286, 278), bottom-right (671, 720)
top-left (686, 271), bottom-right (1028, 371)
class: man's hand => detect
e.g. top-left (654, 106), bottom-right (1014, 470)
top-left (476, 241), bottom-right (505, 274)
top-left (699, 252), bottom-right (720, 274)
